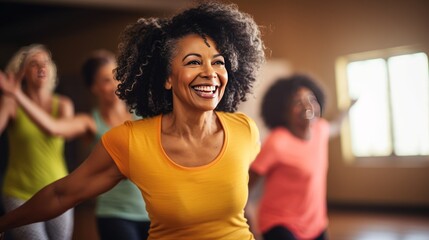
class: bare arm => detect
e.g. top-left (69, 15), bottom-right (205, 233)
top-left (0, 71), bottom-right (95, 139)
top-left (247, 169), bottom-right (264, 240)
top-left (0, 95), bottom-right (16, 134)
top-left (0, 142), bottom-right (124, 232)
top-left (0, 72), bottom-right (17, 133)
top-left (14, 90), bottom-right (95, 139)
top-left (329, 99), bottom-right (358, 138)
top-left (248, 169), bottom-right (263, 192)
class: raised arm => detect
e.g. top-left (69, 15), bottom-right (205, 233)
top-left (0, 72), bottom-right (17, 134)
top-left (0, 94), bottom-right (16, 134)
top-left (0, 142), bottom-right (124, 233)
top-left (0, 71), bottom-right (95, 139)
top-left (329, 98), bottom-right (357, 138)
top-left (15, 91), bottom-right (96, 139)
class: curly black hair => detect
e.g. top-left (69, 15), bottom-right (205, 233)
top-left (115, 1), bottom-right (265, 118)
top-left (261, 74), bottom-right (326, 130)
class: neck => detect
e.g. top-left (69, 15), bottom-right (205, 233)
top-left (288, 121), bottom-right (312, 140)
top-left (290, 128), bottom-right (311, 140)
top-left (99, 100), bottom-right (127, 115)
top-left (25, 87), bottom-right (51, 105)
top-left (98, 101), bottom-right (132, 126)
top-left (162, 110), bottom-right (219, 139)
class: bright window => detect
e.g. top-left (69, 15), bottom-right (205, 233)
top-left (344, 52), bottom-right (429, 157)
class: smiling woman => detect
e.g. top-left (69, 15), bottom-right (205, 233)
top-left (164, 34), bottom-right (228, 114)
top-left (0, 1), bottom-right (266, 240)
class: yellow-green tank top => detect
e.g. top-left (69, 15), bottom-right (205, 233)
top-left (3, 95), bottom-right (68, 200)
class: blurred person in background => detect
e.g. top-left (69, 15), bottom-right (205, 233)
top-left (248, 74), bottom-right (355, 240)
top-left (81, 49), bottom-right (150, 240)
top-left (0, 44), bottom-right (95, 240)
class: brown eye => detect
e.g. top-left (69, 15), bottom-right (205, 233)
top-left (186, 60), bottom-right (201, 65)
top-left (214, 61), bottom-right (225, 66)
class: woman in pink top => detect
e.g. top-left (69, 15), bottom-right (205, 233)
top-left (248, 74), bottom-right (354, 240)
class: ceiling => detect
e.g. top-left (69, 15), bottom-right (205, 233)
top-left (9, 0), bottom-right (192, 10)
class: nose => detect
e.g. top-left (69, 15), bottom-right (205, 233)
top-left (201, 64), bottom-right (217, 80)
top-left (38, 63), bottom-right (48, 71)
top-left (303, 99), bottom-right (313, 111)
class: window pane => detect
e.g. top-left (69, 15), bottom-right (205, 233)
top-left (388, 53), bottom-right (429, 156)
top-left (347, 59), bottom-right (392, 156)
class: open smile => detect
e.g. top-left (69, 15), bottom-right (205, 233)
top-left (304, 109), bottom-right (315, 119)
top-left (191, 85), bottom-right (219, 98)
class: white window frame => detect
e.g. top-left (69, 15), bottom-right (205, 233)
top-left (335, 46), bottom-right (429, 166)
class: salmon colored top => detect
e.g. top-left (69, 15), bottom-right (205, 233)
top-left (251, 119), bottom-right (329, 239)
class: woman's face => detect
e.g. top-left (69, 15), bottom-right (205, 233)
top-left (24, 51), bottom-right (51, 89)
top-left (91, 62), bottom-right (119, 104)
top-left (165, 34), bottom-right (228, 113)
top-left (287, 87), bottom-right (321, 128)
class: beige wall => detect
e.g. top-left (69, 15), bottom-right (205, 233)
top-left (2, 0), bottom-right (429, 207)
top-left (230, 0), bottom-right (429, 207)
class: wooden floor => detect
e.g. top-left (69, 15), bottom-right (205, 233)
top-left (327, 208), bottom-right (429, 240)
top-left (5, 203), bottom-right (428, 240)
top-left (72, 206), bottom-right (429, 240)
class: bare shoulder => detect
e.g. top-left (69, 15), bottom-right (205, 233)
top-left (57, 94), bottom-right (73, 108)
top-left (56, 94), bottom-right (75, 118)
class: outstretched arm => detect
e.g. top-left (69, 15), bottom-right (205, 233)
top-left (329, 99), bottom-right (358, 138)
top-left (0, 142), bottom-right (124, 232)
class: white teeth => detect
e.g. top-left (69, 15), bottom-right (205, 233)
top-left (193, 85), bottom-right (217, 92)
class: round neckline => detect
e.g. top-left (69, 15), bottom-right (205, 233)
top-left (157, 112), bottom-right (228, 170)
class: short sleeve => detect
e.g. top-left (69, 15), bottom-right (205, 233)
top-left (250, 129), bottom-right (280, 175)
top-left (101, 121), bottom-right (132, 178)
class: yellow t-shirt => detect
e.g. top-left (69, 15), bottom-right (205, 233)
top-left (102, 111), bottom-right (260, 240)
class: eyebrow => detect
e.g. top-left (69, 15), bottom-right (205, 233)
top-left (182, 53), bottom-right (224, 62)
top-left (29, 59), bottom-right (49, 64)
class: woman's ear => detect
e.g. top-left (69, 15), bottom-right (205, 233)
top-left (165, 77), bottom-right (172, 90)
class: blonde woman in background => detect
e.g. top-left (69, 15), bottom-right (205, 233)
top-left (0, 44), bottom-right (95, 240)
